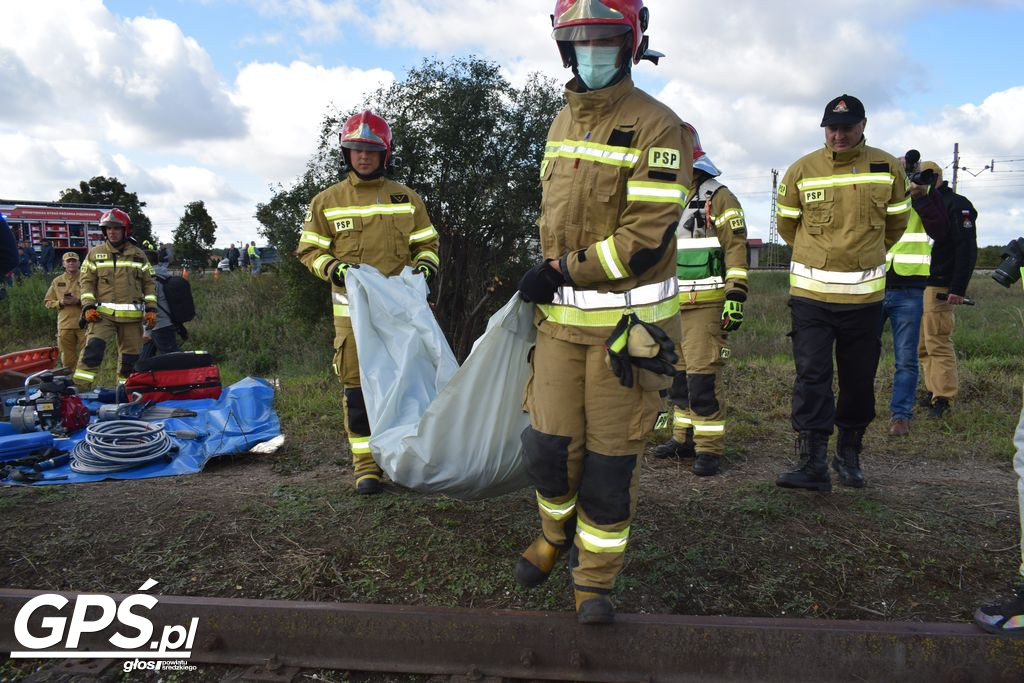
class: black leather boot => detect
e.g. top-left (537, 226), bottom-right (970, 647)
top-left (834, 429), bottom-right (865, 488)
top-left (651, 430), bottom-right (696, 459)
top-left (776, 431), bottom-right (832, 492)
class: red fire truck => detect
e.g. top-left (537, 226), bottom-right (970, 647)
top-left (0, 199), bottom-right (114, 260)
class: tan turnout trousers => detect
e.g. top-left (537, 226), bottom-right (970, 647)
top-left (333, 317), bottom-right (382, 485)
top-left (524, 330), bottom-right (664, 592)
top-left (918, 285), bottom-right (957, 401)
top-left (671, 306), bottom-right (728, 453)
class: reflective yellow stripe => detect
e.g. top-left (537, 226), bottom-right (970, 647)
top-left (673, 411), bottom-right (692, 427)
top-left (73, 369), bottom-right (95, 381)
top-left (539, 296), bottom-right (678, 328)
top-left (776, 204), bottom-right (802, 219)
top-left (576, 520), bottom-right (629, 554)
top-left (97, 306), bottom-right (144, 319)
top-left (887, 198), bottom-right (912, 215)
top-left (349, 436), bottom-right (371, 454)
top-left (790, 262), bottom-right (886, 296)
top-left (596, 237), bottom-right (628, 281)
top-left (90, 261), bottom-right (147, 269)
top-left (415, 249), bottom-right (440, 267)
top-left (725, 268), bottom-right (748, 280)
top-left (626, 181), bottom-right (688, 206)
top-left (312, 254), bottom-right (334, 281)
top-left (333, 304), bottom-right (350, 317)
top-left (678, 289), bottom-right (726, 304)
top-left (409, 226), bottom-right (438, 244)
top-left (144, 295), bottom-right (157, 302)
top-left (692, 420), bottom-right (725, 435)
top-left (81, 292), bottom-right (95, 300)
top-left (537, 492), bottom-right (577, 521)
top-left (713, 208), bottom-right (744, 224)
top-left (796, 173), bottom-right (895, 190)
top-left (300, 230), bottom-right (332, 248)
top-left (324, 204), bottom-right (414, 219)
top-left (544, 139), bottom-right (641, 168)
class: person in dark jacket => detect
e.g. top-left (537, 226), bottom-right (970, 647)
top-left (227, 243), bottom-right (240, 271)
top-left (879, 160), bottom-right (950, 436)
top-left (39, 240), bottom-right (56, 274)
top-left (918, 178), bottom-right (979, 418)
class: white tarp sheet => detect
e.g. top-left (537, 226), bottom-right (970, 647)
top-left (345, 266), bottom-right (533, 500)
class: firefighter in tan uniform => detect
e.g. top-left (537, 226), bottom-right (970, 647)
top-left (514, 0), bottom-right (692, 624)
top-left (297, 111), bottom-right (440, 496)
top-left (43, 251), bottom-right (88, 373)
top-left (651, 139), bottom-right (749, 476)
top-left (73, 209), bottom-right (157, 389)
top-left (774, 95), bottom-right (910, 492)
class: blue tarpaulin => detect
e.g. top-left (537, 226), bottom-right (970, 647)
top-left (1, 377), bottom-right (281, 485)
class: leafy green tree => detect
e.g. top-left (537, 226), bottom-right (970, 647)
top-left (58, 176), bottom-right (155, 246)
top-left (173, 201), bottom-right (217, 270)
top-left (257, 56), bottom-right (562, 358)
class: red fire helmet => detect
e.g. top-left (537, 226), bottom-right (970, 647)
top-left (98, 208), bottom-right (132, 237)
top-left (339, 111), bottom-right (393, 164)
top-left (551, 0), bottom-right (649, 65)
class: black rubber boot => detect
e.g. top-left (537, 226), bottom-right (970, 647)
top-left (652, 431), bottom-right (695, 459)
top-left (833, 429), bottom-right (865, 488)
top-left (355, 476), bottom-right (382, 495)
top-left (575, 589), bottom-right (615, 625)
top-left (692, 452), bottom-right (720, 476)
top-left (776, 431), bottom-right (832, 492)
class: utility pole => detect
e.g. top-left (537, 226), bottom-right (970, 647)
top-left (767, 169), bottom-right (779, 269)
top-left (951, 142), bottom-right (959, 192)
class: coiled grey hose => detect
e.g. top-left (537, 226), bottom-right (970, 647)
top-left (71, 420), bottom-right (175, 473)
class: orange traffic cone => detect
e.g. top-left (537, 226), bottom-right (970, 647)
top-left (181, 267), bottom-right (189, 279)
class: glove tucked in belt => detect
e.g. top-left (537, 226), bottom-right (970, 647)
top-left (605, 312), bottom-right (678, 388)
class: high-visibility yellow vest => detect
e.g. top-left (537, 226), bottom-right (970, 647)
top-left (885, 209), bottom-right (931, 277)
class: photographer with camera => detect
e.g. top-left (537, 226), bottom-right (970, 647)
top-left (974, 259), bottom-right (1024, 636)
top-left (917, 164), bottom-right (978, 418)
top-left (880, 153), bottom-right (951, 436)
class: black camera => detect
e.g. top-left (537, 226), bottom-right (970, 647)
top-left (903, 149), bottom-right (937, 186)
top-left (992, 238), bottom-right (1024, 288)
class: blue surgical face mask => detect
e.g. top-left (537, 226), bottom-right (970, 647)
top-left (574, 45), bottom-right (621, 90)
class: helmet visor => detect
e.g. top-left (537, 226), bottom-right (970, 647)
top-left (553, 23), bottom-right (629, 42)
top-left (341, 141), bottom-right (386, 152)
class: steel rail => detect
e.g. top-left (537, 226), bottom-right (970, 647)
top-left (1, 589), bottom-right (1022, 682)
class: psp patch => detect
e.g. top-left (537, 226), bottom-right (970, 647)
top-left (95, 252), bottom-right (109, 260)
top-left (648, 148), bottom-right (681, 170)
top-left (730, 217), bottom-right (745, 230)
top-left (721, 347), bottom-right (731, 360)
top-left (304, 209), bottom-right (313, 223)
top-left (778, 183), bottom-right (787, 197)
top-left (803, 189), bottom-right (826, 203)
top-left (390, 194), bottom-right (409, 204)
top-left (334, 218), bottom-right (355, 232)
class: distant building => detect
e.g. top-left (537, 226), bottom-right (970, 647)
top-left (747, 238), bottom-right (764, 269)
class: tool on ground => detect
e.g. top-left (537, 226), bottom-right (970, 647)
top-left (10, 372), bottom-right (90, 436)
top-left (71, 420), bottom-right (176, 474)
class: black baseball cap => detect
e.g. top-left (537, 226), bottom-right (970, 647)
top-left (821, 94), bottom-right (866, 127)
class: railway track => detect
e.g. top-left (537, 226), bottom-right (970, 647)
top-left (2, 588), bottom-right (1022, 681)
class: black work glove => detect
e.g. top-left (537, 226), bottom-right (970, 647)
top-left (605, 313), bottom-right (679, 388)
top-left (629, 318), bottom-right (678, 376)
top-left (517, 260), bottom-right (564, 304)
top-left (328, 260), bottom-right (356, 288)
top-left (605, 313), bottom-right (635, 388)
top-left (415, 263), bottom-right (436, 283)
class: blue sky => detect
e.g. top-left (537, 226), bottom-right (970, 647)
top-left (3, 0), bottom-right (1023, 246)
